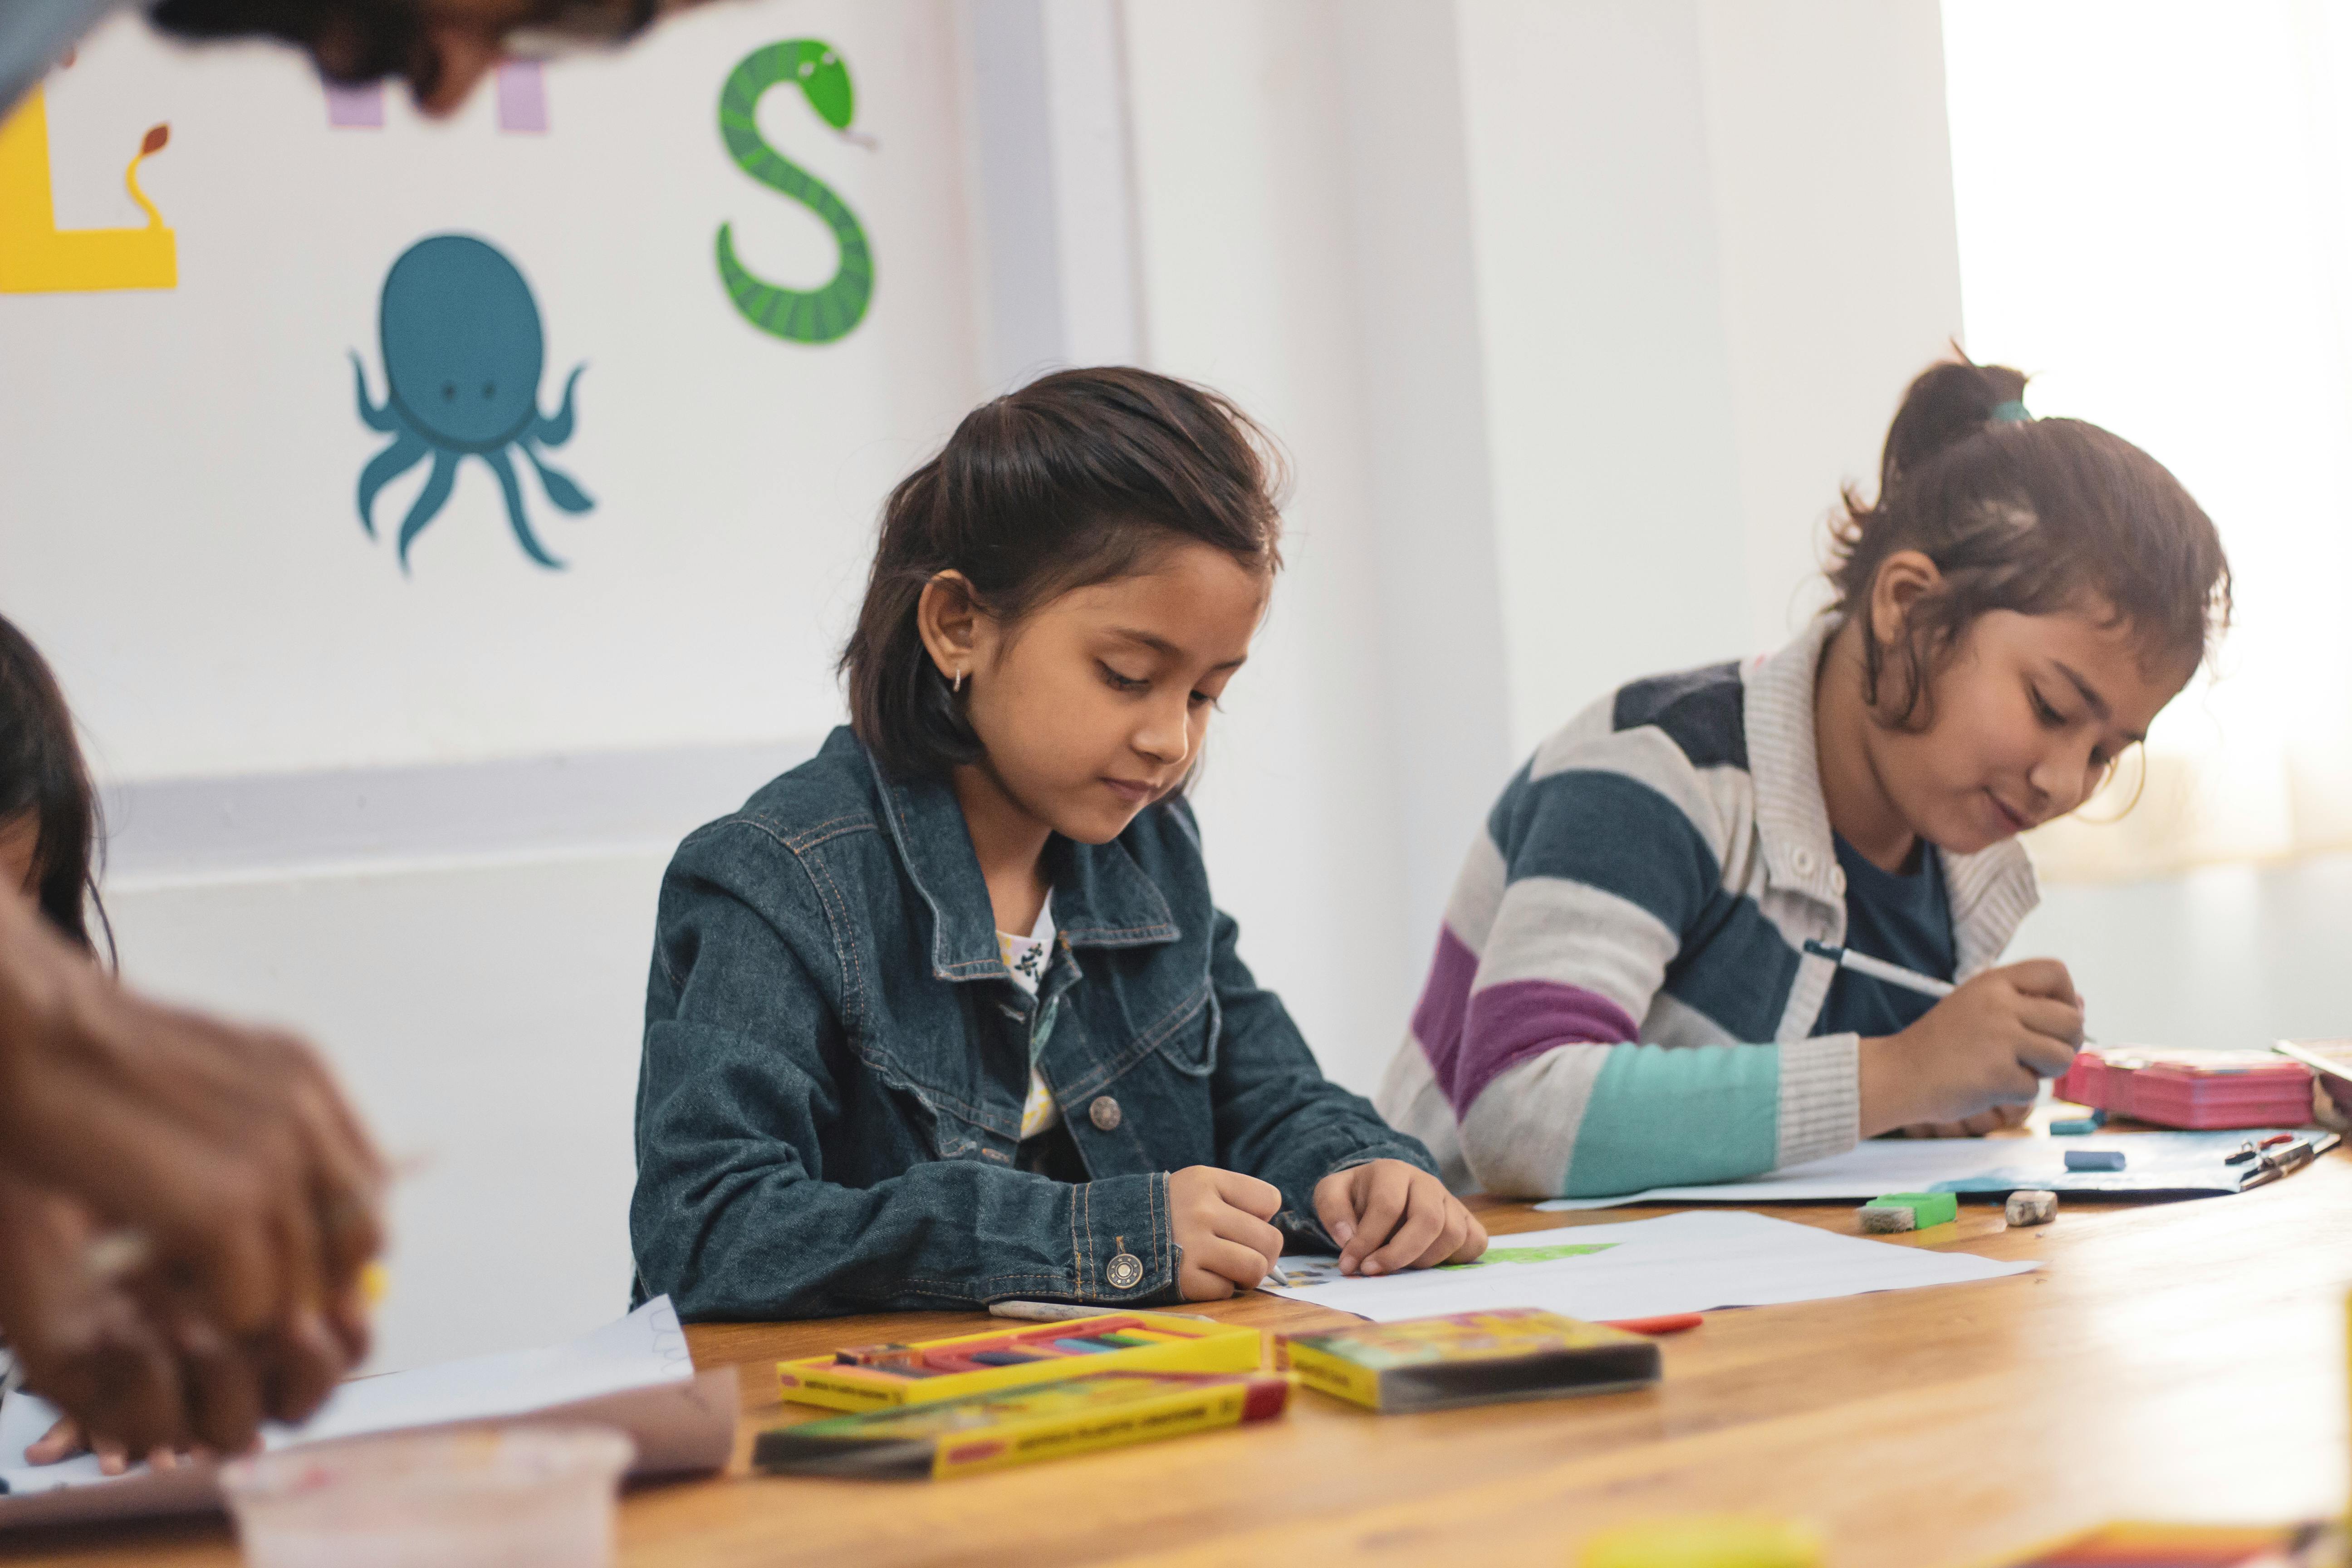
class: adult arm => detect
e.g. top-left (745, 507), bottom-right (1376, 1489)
top-left (0, 894), bottom-right (382, 1427)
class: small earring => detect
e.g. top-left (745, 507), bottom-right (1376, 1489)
top-left (952, 667), bottom-right (965, 694)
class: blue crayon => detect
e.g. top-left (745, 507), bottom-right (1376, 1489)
top-left (2065, 1149), bottom-right (2126, 1171)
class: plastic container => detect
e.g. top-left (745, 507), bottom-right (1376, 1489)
top-left (220, 1426), bottom-right (635, 1568)
top-left (2055, 1046), bottom-right (2311, 1129)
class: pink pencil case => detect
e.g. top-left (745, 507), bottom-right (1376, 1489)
top-left (2056, 1046), bottom-right (2312, 1129)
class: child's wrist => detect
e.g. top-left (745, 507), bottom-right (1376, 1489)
top-left (1855, 1032), bottom-right (1923, 1137)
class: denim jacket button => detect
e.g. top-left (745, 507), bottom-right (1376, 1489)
top-left (1106, 1252), bottom-right (1143, 1290)
top-left (1089, 1095), bottom-right (1123, 1132)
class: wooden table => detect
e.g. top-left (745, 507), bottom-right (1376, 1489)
top-left (10, 1155), bottom-right (2350, 1566)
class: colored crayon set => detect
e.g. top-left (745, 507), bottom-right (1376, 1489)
top-left (755, 1371), bottom-right (1292, 1480)
top-left (775, 1312), bottom-right (1264, 1411)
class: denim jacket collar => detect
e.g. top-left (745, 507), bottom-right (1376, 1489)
top-left (862, 742), bottom-right (1183, 984)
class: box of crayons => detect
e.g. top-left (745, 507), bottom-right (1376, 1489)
top-left (776, 1312), bottom-right (1264, 1411)
top-left (1277, 1308), bottom-right (1661, 1413)
top-left (755, 1370), bottom-right (1290, 1479)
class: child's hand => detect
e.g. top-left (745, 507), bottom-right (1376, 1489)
top-left (1896, 1102), bottom-right (2034, 1138)
top-left (1167, 1166), bottom-right (1284, 1300)
top-left (1861, 960), bottom-right (2083, 1135)
top-left (1313, 1160), bottom-right (1488, 1277)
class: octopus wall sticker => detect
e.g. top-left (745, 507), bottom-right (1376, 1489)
top-left (350, 235), bottom-right (592, 573)
top-left (715, 39), bottom-right (874, 343)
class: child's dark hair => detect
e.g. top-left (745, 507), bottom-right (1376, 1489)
top-left (1828, 353), bottom-right (2232, 730)
top-left (0, 616), bottom-right (111, 960)
top-left (842, 367), bottom-right (1287, 780)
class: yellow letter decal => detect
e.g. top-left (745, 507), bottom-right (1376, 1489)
top-left (0, 87), bottom-right (176, 294)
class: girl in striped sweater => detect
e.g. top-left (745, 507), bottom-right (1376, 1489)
top-left (1378, 358), bottom-right (2232, 1199)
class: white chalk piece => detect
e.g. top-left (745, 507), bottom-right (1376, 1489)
top-left (2004, 1190), bottom-right (2057, 1226)
top-left (1857, 1205), bottom-right (1916, 1234)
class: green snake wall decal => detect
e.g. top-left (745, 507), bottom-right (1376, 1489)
top-left (714, 40), bottom-right (875, 344)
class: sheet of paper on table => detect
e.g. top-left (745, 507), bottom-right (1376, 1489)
top-left (0, 1295), bottom-right (737, 1530)
top-left (1262, 1210), bottom-right (2037, 1324)
top-left (1529, 1128), bottom-right (2335, 1211)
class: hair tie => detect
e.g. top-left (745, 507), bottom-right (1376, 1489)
top-left (1988, 399), bottom-right (2032, 423)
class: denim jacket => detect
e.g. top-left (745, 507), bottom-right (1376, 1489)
top-left (630, 727), bottom-right (1435, 1319)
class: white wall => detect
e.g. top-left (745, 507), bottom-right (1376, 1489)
top-left (2014, 854), bottom-right (2352, 1055)
top-left (1455, 0), bottom-right (1965, 751)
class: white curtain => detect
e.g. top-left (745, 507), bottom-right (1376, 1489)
top-left (1944, 0), bottom-right (2352, 881)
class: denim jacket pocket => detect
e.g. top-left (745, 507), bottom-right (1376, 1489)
top-left (1149, 980), bottom-right (1219, 1080)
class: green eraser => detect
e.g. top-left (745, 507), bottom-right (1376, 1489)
top-left (1863, 1192), bottom-right (1958, 1227)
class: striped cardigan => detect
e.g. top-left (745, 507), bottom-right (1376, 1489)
top-left (1375, 618), bottom-right (2040, 1198)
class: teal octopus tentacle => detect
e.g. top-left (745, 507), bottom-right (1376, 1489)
top-left (357, 429), bottom-right (430, 540)
top-left (518, 438), bottom-right (594, 514)
top-left (396, 450), bottom-right (460, 574)
top-left (352, 352), bottom-right (398, 433)
top-left (714, 39), bottom-right (874, 344)
top-left (485, 448), bottom-right (564, 569)
top-left (532, 364), bottom-right (587, 447)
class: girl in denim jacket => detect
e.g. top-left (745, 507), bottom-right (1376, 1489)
top-left (632, 368), bottom-right (1485, 1318)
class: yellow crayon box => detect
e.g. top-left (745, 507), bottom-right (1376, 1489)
top-left (754, 1370), bottom-right (1291, 1479)
top-left (1279, 1308), bottom-right (1661, 1413)
top-left (776, 1312), bottom-right (1263, 1411)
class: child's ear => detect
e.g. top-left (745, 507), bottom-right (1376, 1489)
top-left (916, 571), bottom-right (984, 682)
top-left (1869, 550), bottom-right (1943, 645)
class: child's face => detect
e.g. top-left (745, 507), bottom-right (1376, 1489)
top-left (963, 542), bottom-right (1269, 845)
top-left (1871, 606), bottom-right (2192, 854)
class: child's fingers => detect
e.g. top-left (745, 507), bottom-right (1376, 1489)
top-left (1406, 1201), bottom-right (1470, 1270)
top-left (1209, 1168), bottom-right (1283, 1222)
top-left (1312, 1170), bottom-right (1362, 1250)
top-left (1447, 1210), bottom-right (1489, 1264)
top-left (1193, 1236), bottom-right (1275, 1291)
top-left (1207, 1203), bottom-right (1285, 1269)
top-left (1337, 1165), bottom-right (1412, 1274)
top-left (24, 1416), bottom-right (87, 1465)
top-left (1357, 1182), bottom-right (1449, 1278)
top-left (2001, 958), bottom-right (2080, 1006)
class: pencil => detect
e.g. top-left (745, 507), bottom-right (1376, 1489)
top-left (1801, 939), bottom-right (1954, 1000)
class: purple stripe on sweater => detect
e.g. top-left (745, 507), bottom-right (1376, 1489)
top-left (1446, 980), bottom-right (1642, 1117)
top-left (1410, 925), bottom-right (1481, 1095)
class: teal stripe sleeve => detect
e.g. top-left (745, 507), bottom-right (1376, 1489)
top-left (1559, 1042), bottom-right (1783, 1197)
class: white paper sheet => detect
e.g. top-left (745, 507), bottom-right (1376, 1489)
top-left (0, 1296), bottom-right (738, 1530)
top-left (1261, 1210), bottom-right (2037, 1323)
top-left (1529, 1127), bottom-right (2327, 1210)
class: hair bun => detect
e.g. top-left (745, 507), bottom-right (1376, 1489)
top-left (1877, 355), bottom-right (2030, 497)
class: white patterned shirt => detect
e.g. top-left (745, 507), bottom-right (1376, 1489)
top-left (999, 898), bottom-right (1060, 1138)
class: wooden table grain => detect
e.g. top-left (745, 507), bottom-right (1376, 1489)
top-left (8, 1155), bottom-right (2348, 1567)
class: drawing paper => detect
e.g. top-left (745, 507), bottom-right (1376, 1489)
top-left (1263, 1211), bottom-right (2036, 1323)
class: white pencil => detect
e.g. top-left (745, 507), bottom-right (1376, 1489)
top-left (1801, 939), bottom-right (1954, 1000)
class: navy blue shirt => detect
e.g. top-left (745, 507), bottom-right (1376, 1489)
top-left (1814, 834), bottom-right (1955, 1039)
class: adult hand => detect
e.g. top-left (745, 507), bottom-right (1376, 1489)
top-left (1313, 1159), bottom-right (1487, 1277)
top-left (0, 1172), bottom-right (365, 1457)
top-left (1167, 1166), bottom-right (1284, 1300)
top-left (1859, 960), bottom-right (2083, 1137)
top-left (0, 894), bottom-right (385, 1339)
